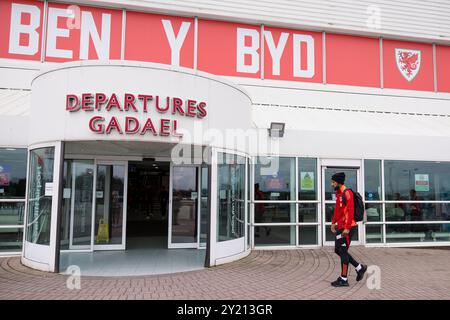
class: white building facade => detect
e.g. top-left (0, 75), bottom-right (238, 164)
top-left (0, 0), bottom-right (449, 273)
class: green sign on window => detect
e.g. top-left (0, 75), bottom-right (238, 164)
top-left (300, 172), bottom-right (314, 191)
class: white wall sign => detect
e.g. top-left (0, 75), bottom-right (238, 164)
top-left (415, 174), bottom-right (429, 192)
top-left (45, 182), bottom-right (53, 196)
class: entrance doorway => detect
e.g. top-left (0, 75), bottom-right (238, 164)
top-left (59, 157), bottom-right (206, 276)
top-left (127, 160), bottom-right (170, 249)
top-left (321, 163), bottom-right (362, 246)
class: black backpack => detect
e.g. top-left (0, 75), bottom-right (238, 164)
top-left (342, 188), bottom-right (365, 222)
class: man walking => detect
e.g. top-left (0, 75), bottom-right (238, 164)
top-left (330, 172), bottom-right (367, 287)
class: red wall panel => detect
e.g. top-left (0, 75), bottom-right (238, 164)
top-left (383, 39), bottom-right (434, 91)
top-left (44, 2), bottom-right (122, 62)
top-left (263, 26), bottom-right (322, 83)
top-left (0, 0), bottom-right (43, 61)
top-left (326, 34), bottom-right (380, 87)
top-left (436, 45), bottom-right (450, 93)
top-left (125, 11), bottom-right (194, 68)
top-left (197, 19), bottom-right (261, 78)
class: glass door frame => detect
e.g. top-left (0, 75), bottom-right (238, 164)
top-left (23, 141), bottom-right (63, 272)
top-left (321, 159), bottom-right (364, 246)
top-left (209, 147), bottom-right (249, 266)
top-left (68, 160), bottom-right (94, 250)
top-left (168, 163), bottom-right (202, 249)
top-left (92, 159), bottom-right (128, 251)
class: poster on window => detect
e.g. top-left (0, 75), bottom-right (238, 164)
top-left (300, 172), bottom-right (315, 191)
top-left (0, 165), bottom-right (11, 186)
top-left (415, 174), bottom-right (429, 192)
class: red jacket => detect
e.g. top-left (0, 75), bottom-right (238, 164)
top-left (332, 185), bottom-right (357, 230)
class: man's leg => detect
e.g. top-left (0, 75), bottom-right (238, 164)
top-left (346, 227), bottom-right (368, 281)
top-left (332, 230), bottom-right (350, 287)
top-left (340, 236), bottom-right (351, 279)
top-left (348, 254), bottom-right (359, 268)
top-left (345, 229), bottom-right (359, 268)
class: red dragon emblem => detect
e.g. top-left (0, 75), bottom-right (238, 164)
top-left (395, 49), bottom-right (421, 81)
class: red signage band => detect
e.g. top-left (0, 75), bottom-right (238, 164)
top-left (1, 0), bottom-right (449, 92)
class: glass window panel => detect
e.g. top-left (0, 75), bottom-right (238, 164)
top-left (254, 157), bottom-right (295, 200)
top-left (0, 228), bottom-right (23, 252)
top-left (298, 203), bottom-right (317, 223)
top-left (217, 153), bottom-right (245, 242)
top-left (72, 161), bottom-right (94, 247)
top-left (60, 160), bottom-right (72, 250)
top-left (26, 147), bottom-right (54, 245)
top-left (0, 148), bottom-right (27, 199)
top-left (386, 203), bottom-right (450, 222)
top-left (0, 202), bottom-right (25, 225)
top-left (172, 166), bottom-right (198, 244)
top-left (364, 160), bottom-right (381, 200)
top-left (385, 160), bottom-right (450, 201)
top-left (324, 203), bottom-right (335, 223)
top-left (366, 225), bottom-right (383, 243)
top-left (94, 164), bottom-right (125, 245)
top-left (298, 225), bottom-right (318, 245)
top-left (200, 165), bottom-right (208, 247)
top-left (255, 203), bottom-right (295, 223)
top-left (325, 226), bottom-right (335, 242)
top-left (246, 159), bottom-right (250, 250)
top-left (366, 203), bottom-right (382, 222)
top-left (386, 224), bottom-right (450, 243)
top-left (298, 158), bottom-right (317, 200)
top-left (254, 226), bottom-right (295, 246)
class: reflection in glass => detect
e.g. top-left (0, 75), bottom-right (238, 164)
top-left (254, 157), bottom-right (295, 200)
top-left (94, 164), bottom-right (124, 245)
top-left (366, 225), bottom-right (383, 243)
top-left (385, 160), bottom-right (450, 201)
top-left (217, 153), bottom-right (245, 242)
top-left (386, 224), bottom-right (450, 242)
top-left (0, 148), bottom-right (27, 199)
top-left (60, 160), bottom-right (72, 250)
top-left (0, 228), bottom-right (23, 252)
top-left (325, 203), bottom-right (335, 223)
top-left (365, 203), bottom-right (382, 222)
top-left (60, 160), bottom-right (94, 249)
top-left (255, 203), bottom-right (295, 223)
top-left (172, 166), bottom-right (198, 244)
top-left (247, 160), bottom-right (251, 250)
top-left (298, 203), bottom-right (317, 223)
top-left (199, 166), bottom-right (208, 247)
top-left (254, 226), bottom-right (295, 246)
top-left (364, 160), bottom-right (381, 200)
top-left (26, 147), bottom-right (54, 245)
top-left (298, 226), bottom-right (318, 245)
top-left (0, 202), bottom-right (25, 225)
top-left (385, 203), bottom-right (450, 222)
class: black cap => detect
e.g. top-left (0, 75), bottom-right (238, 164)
top-left (331, 172), bottom-right (345, 184)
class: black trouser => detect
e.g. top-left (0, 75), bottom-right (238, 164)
top-left (334, 227), bottom-right (359, 278)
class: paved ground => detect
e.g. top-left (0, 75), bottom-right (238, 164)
top-left (1, 247), bottom-right (450, 300)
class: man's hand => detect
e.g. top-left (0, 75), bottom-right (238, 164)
top-left (341, 229), bottom-right (350, 237)
top-left (331, 224), bottom-right (337, 234)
